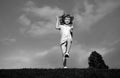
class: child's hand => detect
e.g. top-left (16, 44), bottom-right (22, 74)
top-left (56, 16), bottom-right (62, 22)
top-left (56, 16), bottom-right (59, 21)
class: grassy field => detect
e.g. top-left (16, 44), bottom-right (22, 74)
top-left (0, 68), bottom-right (120, 78)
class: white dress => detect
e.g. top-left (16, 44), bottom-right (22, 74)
top-left (59, 25), bottom-right (73, 45)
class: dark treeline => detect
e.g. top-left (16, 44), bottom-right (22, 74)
top-left (0, 68), bottom-right (120, 78)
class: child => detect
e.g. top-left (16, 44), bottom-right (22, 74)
top-left (56, 13), bottom-right (74, 58)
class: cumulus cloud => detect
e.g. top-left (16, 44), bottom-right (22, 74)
top-left (4, 38), bottom-right (16, 43)
top-left (19, 14), bottom-right (31, 26)
top-left (1, 46), bottom-right (60, 68)
top-left (19, 1), bottom-right (64, 37)
top-left (2, 49), bottom-right (50, 68)
top-left (73, 0), bottom-right (120, 31)
top-left (25, 21), bottom-right (57, 36)
top-left (0, 37), bottom-right (16, 45)
top-left (25, 0), bottom-right (36, 8)
top-left (24, 6), bottom-right (63, 20)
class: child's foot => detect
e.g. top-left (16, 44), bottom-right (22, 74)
top-left (64, 66), bottom-right (68, 68)
top-left (65, 53), bottom-right (69, 58)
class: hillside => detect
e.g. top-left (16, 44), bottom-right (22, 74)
top-left (0, 68), bottom-right (120, 78)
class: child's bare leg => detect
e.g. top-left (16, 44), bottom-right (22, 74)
top-left (66, 39), bottom-right (72, 54)
top-left (60, 42), bottom-right (67, 68)
top-left (60, 42), bottom-right (67, 55)
top-left (63, 57), bottom-right (67, 68)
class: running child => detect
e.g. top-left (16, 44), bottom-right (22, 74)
top-left (56, 13), bottom-right (74, 58)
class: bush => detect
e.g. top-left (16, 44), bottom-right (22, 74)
top-left (88, 51), bottom-right (109, 69)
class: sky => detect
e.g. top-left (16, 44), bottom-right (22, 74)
top-left (0, 0), bottom-right (120, 69)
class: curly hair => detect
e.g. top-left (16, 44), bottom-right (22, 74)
top-left (59, 14), bottom-right (74, 25)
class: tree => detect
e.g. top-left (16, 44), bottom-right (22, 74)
top-left (88, 51), bottom-right (109, 69)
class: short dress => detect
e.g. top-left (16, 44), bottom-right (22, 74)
top-left (59, 25), bottom-right (73, 45)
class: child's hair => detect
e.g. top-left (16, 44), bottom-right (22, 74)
top-left (59, 13), bottom-right (74, 25)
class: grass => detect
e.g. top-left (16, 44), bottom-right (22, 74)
top-left (0, 68), bottom-right (120, 78)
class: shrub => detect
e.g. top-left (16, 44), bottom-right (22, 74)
top-left (88, 51), bottom-right (109, 69)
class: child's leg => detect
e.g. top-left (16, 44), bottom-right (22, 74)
top-left (60, 41), bottom-right (67, 54)
top-left (60, 42), bottom-right (67, 68)
top-left (63, 57), bottom-right (67, 68)
top-left (66, 39), bottom-right (72, 54)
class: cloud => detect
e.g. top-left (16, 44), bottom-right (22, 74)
top-left (68, 43), bottom-right (113, 68)
top-left (2, 49), bottom-right (50, 68)
top-left (14, 0), bottom-right (120, 68)
top-left (19, 1), bottom-right (64, 37)
top-left (26, 21), bottom-right (56, 36)
top-left (0, 42), bottom-right (113, 68)
top-left (0, 37), bottom-right (16, 45)
top-left (19, 14), bottom-right (31, 26)
top-left (34, 51), bottom-right (48, 57)
top-left (25, 0), bottom-right (36, 8)
top-left (24, 6), bottom-right (63, 20)
top-left (4, 38), bottom-right (16, 42)
top-left (73, 0), bottom-right (120, 31)
top-left (33, 43), bottom-right (112, 68)
top-left (35, 44), bottom-right (113, 68)
top-left (1, 46), bottom-right (60, 68)
top-left (101, 38), bottom-right (120, 47)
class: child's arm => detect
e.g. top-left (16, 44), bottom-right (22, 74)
top-left (71, 25), bottom-right (73, 30)
top-left (70, 25), bottom-right (73, 38)
top-left (56, 16), bottom-right (61, 30)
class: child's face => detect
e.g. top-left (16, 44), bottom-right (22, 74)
top-left (64, 17), bottom-right (70, 25)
